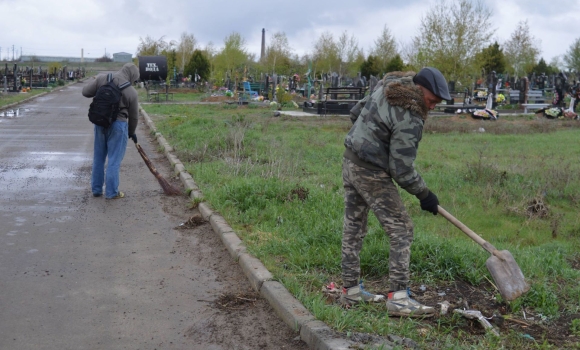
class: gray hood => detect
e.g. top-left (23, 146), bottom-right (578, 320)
top-left (115, 63), bottom-right (140, 84)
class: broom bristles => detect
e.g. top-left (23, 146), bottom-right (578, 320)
top-left (135, 143), bottom-right (181, 196)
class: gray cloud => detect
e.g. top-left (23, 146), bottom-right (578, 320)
top-left (0, 0), bottom-right (578, 63)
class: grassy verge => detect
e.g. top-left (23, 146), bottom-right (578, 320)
top-left (0, 88), bottom-right (53, 109)
top-left (143, 103), bottom-right (580, 349)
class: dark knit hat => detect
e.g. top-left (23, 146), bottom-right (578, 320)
top-left (413, 67), bottom-right (452, 101)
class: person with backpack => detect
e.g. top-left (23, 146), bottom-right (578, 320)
top-left (340, 67), bottom-right (451, 317)
top-left (82, 63), bottom-right (140, 199)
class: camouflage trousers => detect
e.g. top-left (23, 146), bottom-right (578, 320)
top-left (341, 157), bottom-right (414, 292)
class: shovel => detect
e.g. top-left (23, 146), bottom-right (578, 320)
top-left (437, 205), bottom-right (530, 301)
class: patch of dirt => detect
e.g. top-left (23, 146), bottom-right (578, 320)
top-left (323, 279), bottom-right (579, 348)
top-left (144, 131), bottom-right (309, 350)
top-left (409, 281), bottom-right (578, 348)
top-left (287, 185), bottom-right (309, 202)
top-left (569, 257), bottom-right (580, 270)
top-left (510, 199), bottom-right (566, 238)
top-left (175, 213), bottom-right (206, 229)
top-left (167, 88), bottom-right (199, 94)
top-left (526, 197), bottom-right (550, 218)
top-left (201, 95), bottom-right (236, 103)
top-left (214, 291), bottom-right (259, 311)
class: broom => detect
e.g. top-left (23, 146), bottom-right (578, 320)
top-left (132, 139), bottom-right (181, 196)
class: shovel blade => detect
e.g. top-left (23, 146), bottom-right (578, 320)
top-left (486, 250), bottom-right (530, 301)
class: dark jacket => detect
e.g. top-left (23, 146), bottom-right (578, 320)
top-left (82, 63), bottom-right (140, 135)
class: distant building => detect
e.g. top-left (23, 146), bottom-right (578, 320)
top-left (113, 52), bottom-right (132, 63)
top-left (20, 55), bottom-right (96, 63)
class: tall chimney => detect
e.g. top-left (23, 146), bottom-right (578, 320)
top-left (260, 28), bottom-right (266, 62)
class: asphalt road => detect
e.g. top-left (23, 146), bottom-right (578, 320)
top-left (0, 82), bottom-right (307, 350)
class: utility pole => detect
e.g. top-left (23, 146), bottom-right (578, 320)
top-left (13, 45), bottom-right (15, 61)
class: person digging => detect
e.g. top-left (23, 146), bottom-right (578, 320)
top-left (340, 67), bottom-right (452, 317)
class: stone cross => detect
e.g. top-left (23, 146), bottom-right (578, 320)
top-left (331, 72), bottom-right (339, 88)
top-left (352, 72), bottom-right (361, 88)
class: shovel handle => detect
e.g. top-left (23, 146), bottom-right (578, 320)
top-left (437, 206), bottom-right (498, 255)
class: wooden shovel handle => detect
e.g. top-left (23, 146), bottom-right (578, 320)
top-left (437, 205), bottom-right (498, 255)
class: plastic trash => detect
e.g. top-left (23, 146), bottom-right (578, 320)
top-left (454, 309), bottom-right (499, 336)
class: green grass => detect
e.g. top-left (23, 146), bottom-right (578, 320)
top-left (0, 88), bottom-right (52, 109)
top-left (144, 103), bottom-right (580, 348)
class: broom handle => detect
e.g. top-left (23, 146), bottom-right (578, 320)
top-left (437, 206), bottom-right (498, 255)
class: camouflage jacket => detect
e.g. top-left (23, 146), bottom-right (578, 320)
top-left (344, 71), bottom-right (430, 197)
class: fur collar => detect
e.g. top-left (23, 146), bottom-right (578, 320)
top-left (383, 72), bottom-right (429, 120)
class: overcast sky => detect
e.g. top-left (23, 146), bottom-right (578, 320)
top-left (1, 0), bottom-right (579, 66)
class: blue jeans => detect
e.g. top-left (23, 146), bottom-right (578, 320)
top-left (91, 120), bottom-right (128, 198)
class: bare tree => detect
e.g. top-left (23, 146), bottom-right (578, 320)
top-left (399, 40), bottom-right (421, 70)
top-left (503, 20), bottom-right (541, 77)
top-left (550, 55), bottom-right (566, 73)
top-left (176, 32), bottom-right (197, 73)
top-left (412, 0), bottom-right (494, 82)
top-left (337, 31), bottom-right (363, 77)
top-left (312, 31), bottom-right (339, 76)
top-left (265, 31), bottom-right (292, 74)
top-left (136, 35), bottom-right (175, 56)
top-left (369, 25), bottom-right (398, 73)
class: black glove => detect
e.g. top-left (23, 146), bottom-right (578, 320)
top-left (419, 191), bottom-right (439, 215)
top-left (129, 134), bottom-right (137, 143)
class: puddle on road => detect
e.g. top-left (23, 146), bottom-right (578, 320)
top-left (28, 152), bottom-right (89, 163)
top-left (0, 108), bottom-right (30, 118)
top-left (1, 167), bottom-right (75, 180)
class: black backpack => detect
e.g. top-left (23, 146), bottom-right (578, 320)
top-left (88, 73), bottom-right (131, 128)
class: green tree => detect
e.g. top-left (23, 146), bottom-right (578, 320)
top-left (184, 50), bottom-right (210, 81)
top-left (475, 41), bottom-right (506, 75)
top-left (167, 49), bottom-right (177, 82)
top-left (213, 32), bottom-right (250, 82)
top-left (563, 37), bottom-right (580, 73)
top-left (202, 42), bottom-right (217, 83)
top-left (360, 55), bottom-right (380, 79)
top-left (532, 58), bottom-right (557, 75)
top-left (503, 20), bottom-right (540, 77)
top-left (311, 31), bottom-right (340, 75)
top-left (411, 0), bottom-right (493, 83)
top-left (384, 54), bottom-right (405, 73)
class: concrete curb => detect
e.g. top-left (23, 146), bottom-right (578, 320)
top-left (138, 106), bottom-right (386, 350)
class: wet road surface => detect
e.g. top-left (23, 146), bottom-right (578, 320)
top-left (0, 82), bottom-right (307, 349)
